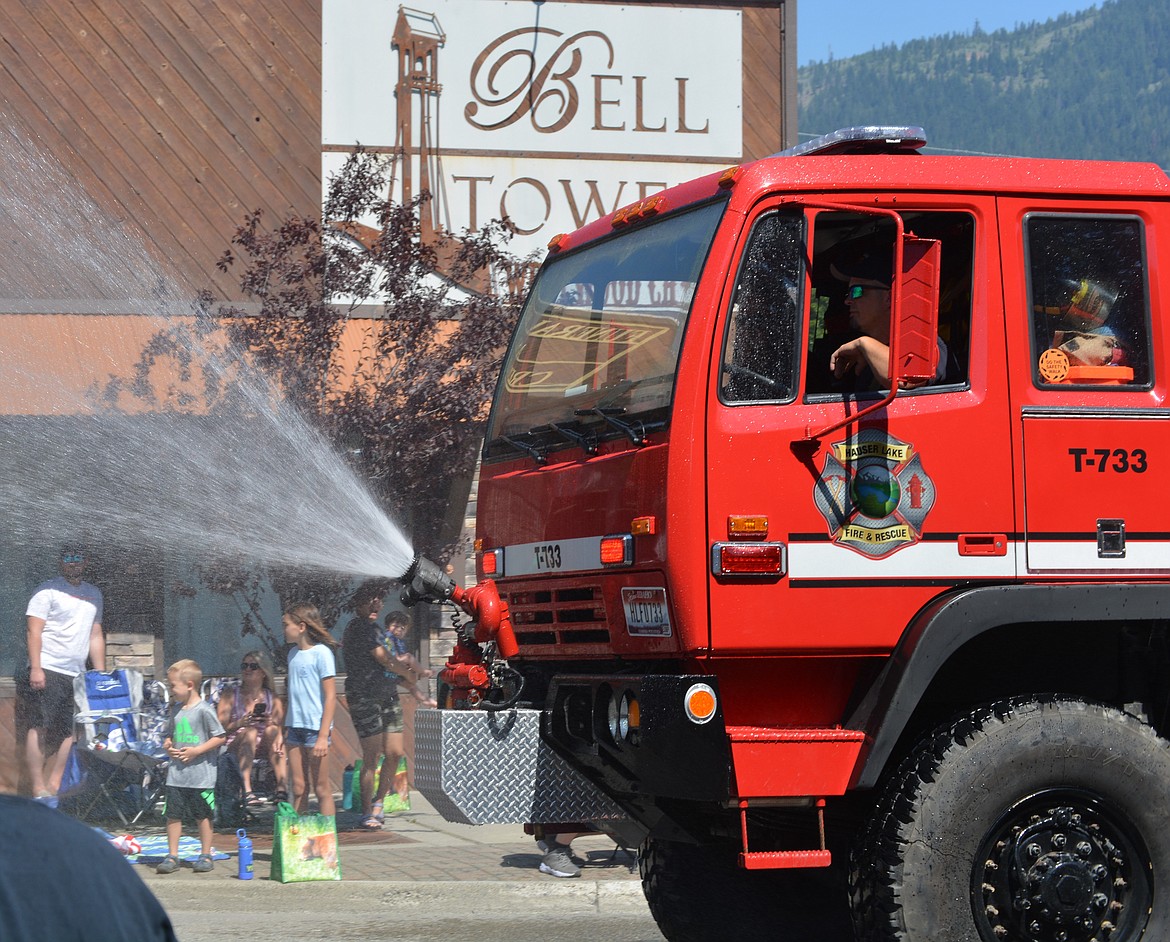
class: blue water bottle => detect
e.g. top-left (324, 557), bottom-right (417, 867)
top-left (342, 764), bottom-right (355, 810)
top-left (237, 828), bottom-right (253, 880)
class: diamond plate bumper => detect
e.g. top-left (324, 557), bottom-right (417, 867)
top-left (414, 707), bottom-right (626, 824)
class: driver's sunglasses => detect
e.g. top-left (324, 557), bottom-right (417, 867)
top-left (241, 662), bottom-right (261, 671)
top-left (846, 284), bottom-right (889, 300)
top-left (61, 553), bottom-right (85, 563)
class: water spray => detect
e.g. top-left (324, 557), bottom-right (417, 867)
top-left (399, 554), bottom-right (523, 710)
top-left (0, 120), bottom-right (416, 585)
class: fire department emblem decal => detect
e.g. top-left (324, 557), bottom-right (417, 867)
top-left (813, 430), bottom-right (936, 559)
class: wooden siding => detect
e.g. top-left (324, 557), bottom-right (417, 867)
top-left (0, 695), bottom-right (17, 793)
top-left (0, 0), bottom-right (321, 305)
top-left (743, 4), bottom-right (794, 159)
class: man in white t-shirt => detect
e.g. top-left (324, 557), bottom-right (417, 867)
top-left (16, 546), bottom-right (105, 800)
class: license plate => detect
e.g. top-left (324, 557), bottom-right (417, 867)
top-left (621, 587), bottom-right (672, 637)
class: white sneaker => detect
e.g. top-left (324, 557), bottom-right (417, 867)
top-left (539, 844), bottom-right (582, 878)
top-left (536, 838), bottom-right (586, 865)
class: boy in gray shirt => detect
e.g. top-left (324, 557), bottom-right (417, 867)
top-left (157, 659), bottom-right (226, 874)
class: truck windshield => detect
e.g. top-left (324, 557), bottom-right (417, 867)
top-left (485, 198), bottom-right (726, 459)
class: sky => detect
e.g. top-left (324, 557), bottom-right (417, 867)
top-left (798, 1), bottom-right (1101, 67)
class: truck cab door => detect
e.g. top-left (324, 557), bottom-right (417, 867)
top-left (705, 197), bottom-right (1017, 660)
top-left (999, 202), bottom-right (1170, 574)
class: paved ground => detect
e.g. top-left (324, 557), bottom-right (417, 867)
top-left (131, 788), bottom-right (642, 886)
top-left (124, 789), bottom-right (652, 941)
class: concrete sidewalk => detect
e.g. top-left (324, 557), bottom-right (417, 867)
top-left (133, 789), bottom-right (642, 888)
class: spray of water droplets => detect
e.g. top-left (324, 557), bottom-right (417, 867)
top-left (0, 119), bottom-right (415, 581)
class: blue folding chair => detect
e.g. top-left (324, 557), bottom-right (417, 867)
top-left (69, 669), bottom-right (169, 826)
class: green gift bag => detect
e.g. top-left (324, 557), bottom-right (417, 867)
top-left (270, 801), bottom-right (342, 883)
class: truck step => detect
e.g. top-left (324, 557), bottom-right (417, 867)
top-left (739, 849), bottom-right (832, 870)
top-left (738, 798), bottom-right (832, 870)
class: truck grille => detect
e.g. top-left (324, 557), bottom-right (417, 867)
top-left (503, 585), bottom-right (611, 649)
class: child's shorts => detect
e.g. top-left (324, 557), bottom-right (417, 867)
top-left (163, 785), bottom-right (215, 824)
top-left (283, 726), bottom-right (333, 749)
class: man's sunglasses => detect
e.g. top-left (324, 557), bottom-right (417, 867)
top-left (846, 284), bottom-right (889, 300)
top-left (61, 554), bottom-right (85, 563)
top-left (241, 662), bottom-right (262, 671)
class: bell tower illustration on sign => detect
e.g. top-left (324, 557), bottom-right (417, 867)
top-left (392, 6), bottom-right (446, 243)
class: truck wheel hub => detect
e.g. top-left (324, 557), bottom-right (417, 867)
top-left (973, 791), bottom-right (1142, 942)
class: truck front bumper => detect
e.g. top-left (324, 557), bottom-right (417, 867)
top-left (545, 674), bottom-right (732, 803)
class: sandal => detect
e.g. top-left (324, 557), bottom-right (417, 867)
top-left (273, 789), bottom-right (289, 803)
top-left (359, 814), bottom-right (382, 830)
top-left (156, 855), bottom-right (180, 875)
top-left (371, 800), bottom-right (384, 824)
top-left (243, 791), bottom-right (263, 806)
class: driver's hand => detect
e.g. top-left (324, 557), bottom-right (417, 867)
top-left (830, 338), bottom-right (867, 377)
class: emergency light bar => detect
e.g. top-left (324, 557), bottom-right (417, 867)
top-left (774, 126), bottom-right (927, 158)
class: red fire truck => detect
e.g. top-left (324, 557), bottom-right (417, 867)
top-left (407, 126), bottom-right (1170, 942)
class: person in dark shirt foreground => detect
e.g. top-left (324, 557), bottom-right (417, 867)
top-left (0, 794), bottom-right (177, 941)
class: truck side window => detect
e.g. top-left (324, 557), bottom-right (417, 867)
top-left (720, 213), bottom-right (803, 403)
top-left (805, 211), bottom-right (973, 395)
top-left (1026, 214), bottom-right (1151, 389)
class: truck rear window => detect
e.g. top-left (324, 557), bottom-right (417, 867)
top-left (1026, 214), bottom-right (1151, 389)
top-left (485, 199), bottom-right (725, 458)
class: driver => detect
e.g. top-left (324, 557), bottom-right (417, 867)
top-left (828, 246), bottom-right (954, 389)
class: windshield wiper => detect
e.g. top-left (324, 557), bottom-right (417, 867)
top-left (594, 378), bottom-right (641, 409)
top-left (574, 407), bottom-right (649, 446)
top-left (540, 422), bottom-right (598, 456)
top-left (489, 434), bottom-right (548, 466)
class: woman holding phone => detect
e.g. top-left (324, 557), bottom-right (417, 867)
top-left (217, 649), bottom-right (287, 805)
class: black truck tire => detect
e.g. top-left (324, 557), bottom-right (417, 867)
top-left (850, 697), bottom-right (1170, 941)
top-left (640, 836), bottom-right (852, 941)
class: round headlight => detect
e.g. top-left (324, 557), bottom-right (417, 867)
top-left (607, 691), bottom-right (622, 743)
top-left (607, 690), bottom-right (640, 743)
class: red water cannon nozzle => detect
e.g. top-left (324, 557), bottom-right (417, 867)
top-left (399, 554), bottom-right (518, 659)
top-left (399, 554), bottom-right (457, 607)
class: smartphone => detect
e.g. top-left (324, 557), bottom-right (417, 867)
top-left (252, 704), bottom-right (268, 717)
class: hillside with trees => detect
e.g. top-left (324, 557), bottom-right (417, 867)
top-left (798, 0), bottom-right (1170, 167)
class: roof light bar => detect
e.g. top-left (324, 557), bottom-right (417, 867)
top-left (773, 126), bottom-right (927, 159)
